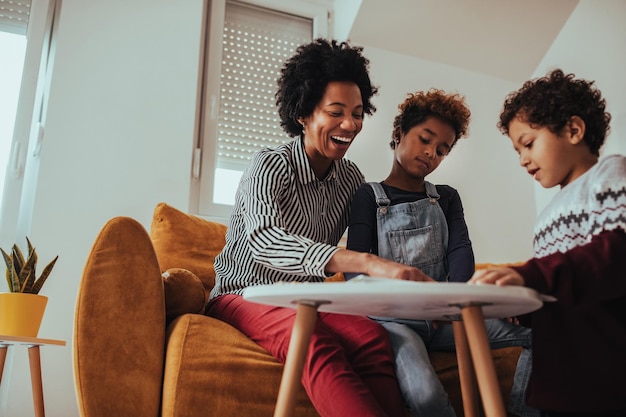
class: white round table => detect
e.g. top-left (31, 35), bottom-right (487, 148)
top-left (245, 276), bottom-right (544, 319)
top-left (243, 277), bottom-right (547, 417)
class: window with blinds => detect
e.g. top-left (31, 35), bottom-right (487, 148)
top-left (217, 2), bottom-right (312, 172)
top-left (196, 0), bottom-right (328, 219)
top-left (0, 0), bottom-right (31, 35)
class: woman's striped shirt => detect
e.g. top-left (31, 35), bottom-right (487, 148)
top-left (210, 137), bottom-right (365, 298)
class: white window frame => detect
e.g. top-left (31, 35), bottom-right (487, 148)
top-left (190, 0), bottom-right (333, 221)
top-left (0, 0), bottom-right (60, 246)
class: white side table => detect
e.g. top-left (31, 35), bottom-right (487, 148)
top-left (0, 335), bottom-right (66, 417)
top-left (243, 278), bottom-right (546, 417)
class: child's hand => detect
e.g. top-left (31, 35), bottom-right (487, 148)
top-left (468, 267), bottom-right (524, 287)
top-left (431, 320), bottom-right (452, 330)
top-left (506, 316), bottom-right (520, 326)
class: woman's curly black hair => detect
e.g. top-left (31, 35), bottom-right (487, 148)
top-left (276, 38), bottom-right (378, 137)
top-left (390, 89), bottom-right (471, 150)
top-left (498, 69), bottom-right (611, 156)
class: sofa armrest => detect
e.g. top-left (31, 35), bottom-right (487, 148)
top-left (74, 216), bottom-right (166, 417)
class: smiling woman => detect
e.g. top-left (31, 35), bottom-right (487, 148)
top-left (205, 37), bottom-right (437, 417)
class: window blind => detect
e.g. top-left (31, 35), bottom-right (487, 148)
top-left (216, 1), bottom-right (312, 171)
top-left (0, 0), bottom-right (31, 35)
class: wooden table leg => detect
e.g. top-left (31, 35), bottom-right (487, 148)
top-left (452, 321), bottom-right (479, 417)
top-left (0, 346), bottom-right (7, 386)
top-left (274, 302), bottom-right (320, 417)
top-left (461, 305), bottom-right (506, 417)
top-left (28, 345), bottom-right (45, 417)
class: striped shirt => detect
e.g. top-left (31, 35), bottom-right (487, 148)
top-left (210, 137), bottom-right (365, 298)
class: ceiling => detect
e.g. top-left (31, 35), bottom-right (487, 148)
top-left (347, 0), bottom-right (579, 83)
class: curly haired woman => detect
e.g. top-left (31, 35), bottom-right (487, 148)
top-left (207, 38), bottom-right (433, 417)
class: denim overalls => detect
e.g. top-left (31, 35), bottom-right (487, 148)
top-left (367, 182), bottom-right (536, 417)
top-left (371, 181), bottom-right (449, 282)
top-left (369, 181), bottom-right (450, 331)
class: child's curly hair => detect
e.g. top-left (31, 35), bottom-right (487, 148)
top-left (390, 89), bottom-right (471, 150)
top-left (498, 69), bottom-right (611, 156)
top-left (276, 38), bottom-right (378, 137)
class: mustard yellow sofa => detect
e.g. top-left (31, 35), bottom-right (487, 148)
top-left (73, 203), bottom-right (522, 417)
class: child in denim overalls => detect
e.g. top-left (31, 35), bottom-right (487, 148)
top-left (347, 89), bottom-right (538, 417)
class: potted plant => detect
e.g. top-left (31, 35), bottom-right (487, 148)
top-left (0, 237), bottom-right (58, 337)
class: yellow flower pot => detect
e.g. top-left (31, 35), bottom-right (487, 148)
top-left (0, 293), bottom-right (48, 337)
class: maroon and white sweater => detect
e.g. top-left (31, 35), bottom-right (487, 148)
top-left (513, 154), bottom-right (626, 414)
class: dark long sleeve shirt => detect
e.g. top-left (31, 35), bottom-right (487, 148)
top-left (346, 182), bottom-right (474, 282)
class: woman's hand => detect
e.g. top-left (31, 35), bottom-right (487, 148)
top-left (366, 256), bottom-right (435, 282)
top-left (468, 267), bottom-right (524, 286)
top-left (326, 249), bottom-right (435, 282)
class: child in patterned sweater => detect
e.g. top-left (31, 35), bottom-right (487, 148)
top-left (470, 69), bottom-right (626, 417)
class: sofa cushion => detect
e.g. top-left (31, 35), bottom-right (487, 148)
top-left (163, 268), bottom-right (207, 319)
top-left (163, 314), bottom-right (320, 417)
top-left (151, 203), bottom-right (227, 292)
top-left (162, 313), bottom-right (521, 417)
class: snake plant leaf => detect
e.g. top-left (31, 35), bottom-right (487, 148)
top-left (18, 249), bottom-right (37, 293)
top-left (20, 269), bottom-right (35, 292)
top-left (11, 244), bottom-right (25, 278)
top-left (26, 236), bottom-right (34, 256)
top-left (30, 255), bottom-right (58, 295)
top-left (2, 238), bottom-right (57, 293)
top-left (1, 248), bottom-right (18, 292)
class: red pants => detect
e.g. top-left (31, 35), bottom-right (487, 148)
top-left (206, 294), bottom-right (406, 417)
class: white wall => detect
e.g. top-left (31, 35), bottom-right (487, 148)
top-left (530, 0), bottom-right (626, 213)
top-left (1, 0), bottom-right (204, 415)
top-left (1, 1), bottom-right (623, 416)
